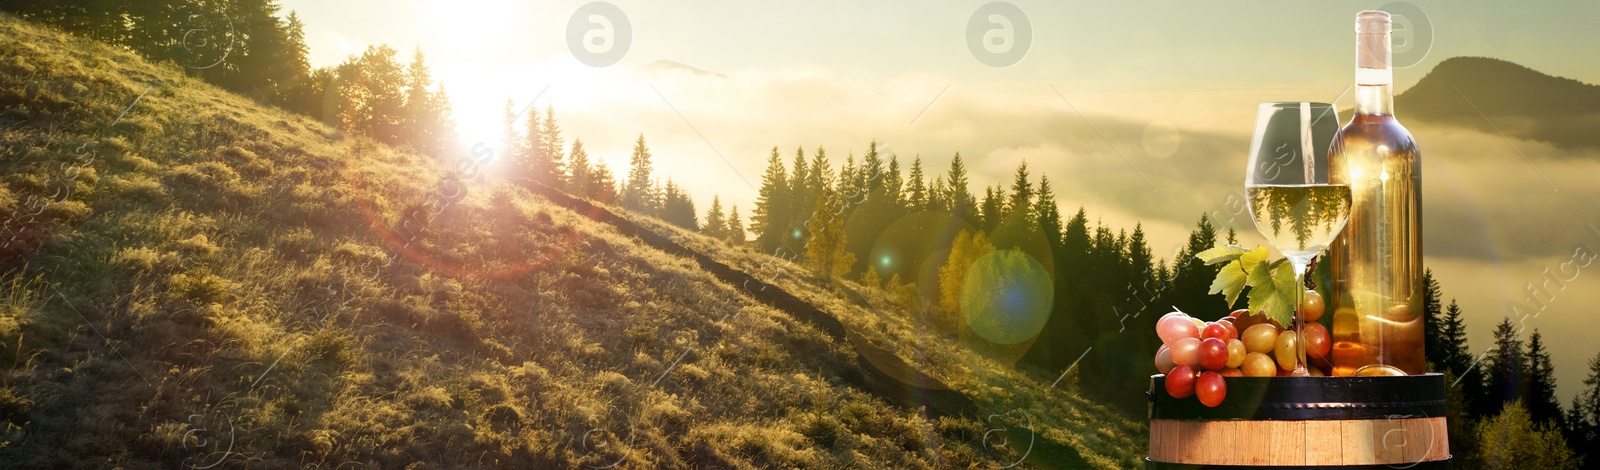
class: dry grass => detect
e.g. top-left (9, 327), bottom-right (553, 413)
top-left (0, 13), bottom-right (1155, 469)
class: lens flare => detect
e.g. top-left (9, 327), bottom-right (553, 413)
top-left (961, 249), bottom-right (1052, 345)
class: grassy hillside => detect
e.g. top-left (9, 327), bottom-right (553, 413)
top-left (0, 13), bottom-right (1142, 469)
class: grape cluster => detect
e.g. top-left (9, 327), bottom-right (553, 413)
top-left (1153, 290), bottom-right (1332, 407)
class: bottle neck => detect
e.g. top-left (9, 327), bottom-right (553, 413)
top-left (1355, 82), bottom-right (1393, 116)
top-left (1354, 30), bottom-right (1393, 117)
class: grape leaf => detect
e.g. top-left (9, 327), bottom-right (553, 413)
top-left (1246, 259), bottom-right (1299, 327)
top-left (1207, 246), bottom-right (1270, 307)
top-left (1195, 243), bottom-right (1250, 266)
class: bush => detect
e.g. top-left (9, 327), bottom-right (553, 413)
top-left (1473, 400), bottom-right (1579, 469)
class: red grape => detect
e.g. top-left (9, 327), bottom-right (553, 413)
top-left (1158, 316), bottom-right (1201, 347)
top-left (1202, 322), bottom-right (1232, 342)
top-left (1303, 322), bottom-right (1331, 359)
top-left (1216, 319), bottom-right (1241, 342)
top-left (1199, 338), bottom-right (1229, 371)
top-left (1165, 365), bottom-right (1197, 398)
top-left (1170, 337), bottom-right (1201, 366)
top-left (1196, 371), bottom-right (1226, 407)
top-left (1155, 345), bottom-right (1175, 374)
top-left (1302, 289), bottom-right (1326, 322)
top-left (1229, 308), bottom-right (1248, 319)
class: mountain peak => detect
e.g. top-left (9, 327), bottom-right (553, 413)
top-left (1398, 56), bottom-right (1600, 148)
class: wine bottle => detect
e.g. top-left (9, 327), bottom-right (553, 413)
top-left (1326, 10), bottom-right (1425, 376)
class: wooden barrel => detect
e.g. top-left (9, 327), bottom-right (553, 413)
top-left (1147, 373), bottom-right (1451, 469)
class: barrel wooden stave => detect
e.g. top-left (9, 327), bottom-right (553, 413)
top-left (1147, 374), bottom-right (1451, 468)
top-left (1149, 417), bottom-right (1447, 466)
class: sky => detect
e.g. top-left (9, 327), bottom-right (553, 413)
top-left (278, 0), bottom-right (1600, 403)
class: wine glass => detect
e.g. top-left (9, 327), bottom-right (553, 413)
top-left (1244, 102), bottom-right (1352, 377)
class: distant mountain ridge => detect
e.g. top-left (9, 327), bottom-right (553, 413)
top-left (1398, 56), bottom-right (1600, 149)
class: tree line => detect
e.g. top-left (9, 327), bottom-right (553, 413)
top-left (1419, 269), bottom-right (1600, 467)
top-left (723, 141), bottom-right (1600, 467)
top-left (1, 1), bottom-right (461, 161)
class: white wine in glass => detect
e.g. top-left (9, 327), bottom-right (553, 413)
top-left (1245, 184), bottom-right (1353, 260)
top-left (1244, 101), bottom-right (1349, 376)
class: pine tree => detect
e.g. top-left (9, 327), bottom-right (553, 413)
top-left (1423, 269), bottom-right (1446, 368)
top-left (928, 177), bottom-right (950, 213)
top-left (1061, 207), bottom-right (1092, 272)
top-left (403, 48), bottom-right (438, 155)
top-left (1440, 300), bottom-right (1486, 419)
top-left (516, 104), bottom-right (540, 177)
top-left (591, 160), bottom-right (618, 203)
top-left (859, 266), bottom-right (882, 289)
top-left (838, 152), bottom-right (860, 205)
top-left (1484, 316), bottom-right (1526, 415)
top-left (861, 141), bottom-right (885, 196)
top-left (1034, 175), bottom-right (1064, 248)
top-left (426, 84), bottom-right (457, 156)
top-left (805, 183), bottom-right (854, 281)
top-left (540, 105), bottom-right (566, 187)
top-left (864, 141), bottom-right (889, 196)
top-left (703, 196), bottom-right (728, 241)
top-left (937, 229), bottom-right (994, 333)
top-left (340, 45), bottom-right (408, 144)
top-left (621, 134), bottom-right (655, 212)
top-left (1568, 351), bottom-right (1600, 468)
top-left (751, 147), bottom-right (790, 251)
top-left (780, 146), bottom-right (817, 250)
top-left (805, 147), bottom-right (829, 209)
top-left (660, 179), bottom-right (697, 230)
top-left (501, 99), bottom-right (518, 162)
top-left (906, 156), bottom-right (928, 210)
top-left (979, 185), bottom-right (1006, 233)
top-left (789, 146), bottom-right (811, 228)
top-left (1525, 330), bottom-right (1563, 428)
top-left (726, 205), bottom-right (745, 244)
top-left (568, 139), bottom-right (592, 198)
top-left (1006, 161), bottom-right (1034, 222)
top-left (1169, 215), bottom-right (1226, 312)
top-left (883, 153), bottom-right (903, 208)
top-left (278, 12), bottom-right (315, 111)
top-left (947, 153), bottom-right (977, 219)
top-left (518, 105), bottom-right (559, 184)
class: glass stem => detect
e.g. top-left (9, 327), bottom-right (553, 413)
top-left (1289, 256), bottom-right (1312, 377)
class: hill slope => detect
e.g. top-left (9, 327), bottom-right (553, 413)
top-left (1398, 56), bottom-right (1600, 149)
top-left (0, 14), bottom-right (1141, 469)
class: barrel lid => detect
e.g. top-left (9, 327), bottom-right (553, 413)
top-left (1148, 373), bottom-right (1447, 421)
